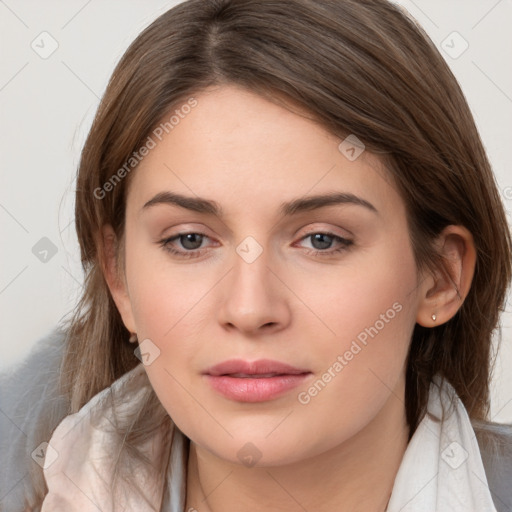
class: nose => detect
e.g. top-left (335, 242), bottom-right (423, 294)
top-left (217, 245), bottom-right (291, 336)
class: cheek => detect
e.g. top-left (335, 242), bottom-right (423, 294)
top-left (125, 271), bottom-right (210, 438)
top-left (123, 246), bottom-right (219, 422)
top-left (124, 234), bottom-right (213, 341)
top-left (291, 230), bottom-right (418, 359)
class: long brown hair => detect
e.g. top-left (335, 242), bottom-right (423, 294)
top-left (29, 0), bottom-right (512, 508)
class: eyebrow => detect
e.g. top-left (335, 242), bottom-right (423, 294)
top-left (141, 191), bottom-right (378, 216)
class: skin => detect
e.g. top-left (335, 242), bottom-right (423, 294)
top-left (103, 84), bottom-right (476, 511)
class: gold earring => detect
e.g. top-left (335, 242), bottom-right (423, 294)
top-left (129, 333), bottom-right (138, 343)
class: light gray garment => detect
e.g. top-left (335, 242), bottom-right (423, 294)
top-left (1, 328), bottom-right (511, 511)
top-left (0, 327), bottom-right (71, 511)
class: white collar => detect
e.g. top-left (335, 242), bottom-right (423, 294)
top-left (41, 366), bottom-right (497, 511)
top-left (386, 374), bottom-right (497, 511)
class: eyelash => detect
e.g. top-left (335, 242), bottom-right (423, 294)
top-left (158, 231), bottom-right (354, 259)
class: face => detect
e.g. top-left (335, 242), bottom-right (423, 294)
top-left (112, 84), bottom-right (425, 467)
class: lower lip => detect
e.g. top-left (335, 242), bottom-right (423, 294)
top-left (205, 374), bottom-right (311, 402)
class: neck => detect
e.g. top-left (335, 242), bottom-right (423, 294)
top-left (185, 383), bottom-right (409, 512)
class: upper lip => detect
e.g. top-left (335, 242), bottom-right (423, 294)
top-left (205, 359), bottom-right (310, 377)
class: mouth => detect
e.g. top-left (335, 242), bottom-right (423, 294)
top-left (204, 359), bottom-right (312, 402)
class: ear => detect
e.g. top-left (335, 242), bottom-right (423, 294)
top-left (101, 224), bottom-right (137, 334)
top-left (416, 225), bottom-right (476, 328)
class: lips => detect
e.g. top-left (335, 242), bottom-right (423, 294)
top-left (204, 359), bottom-right (312, 402)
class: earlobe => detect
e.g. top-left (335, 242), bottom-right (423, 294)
top-left (100, 224), bottom-right (137, 334)
top-left (416, 226), bottom-right (476, 328)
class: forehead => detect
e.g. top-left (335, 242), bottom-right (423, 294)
top-left (127, 84), bottom-right (399, 218)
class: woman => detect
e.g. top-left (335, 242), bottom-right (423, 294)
top-left (2, 0), bottom-right (511, 510)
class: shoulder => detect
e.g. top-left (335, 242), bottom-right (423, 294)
top-left (0, 327), bottom-right (71, 511)
top-left (473, 419), bottom-right (512, 512)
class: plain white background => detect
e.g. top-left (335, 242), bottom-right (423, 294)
top-left (1, 0), bottom-right (511, 422)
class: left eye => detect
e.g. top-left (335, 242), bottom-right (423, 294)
top-left (296, 232), bottom-right (353, 254)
